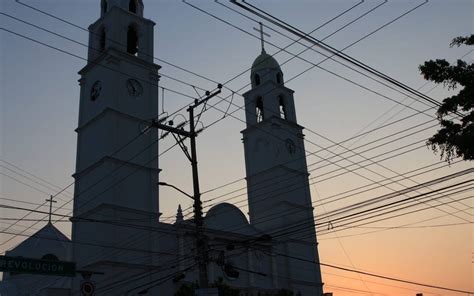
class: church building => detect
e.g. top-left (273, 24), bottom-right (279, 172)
top-left (0, 1), bottom-right (324, 295)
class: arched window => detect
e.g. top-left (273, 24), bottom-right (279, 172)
top-left (279, 96), bottom-right (286, 119)
top-left (254, 74), bottom-right (261, 86)
top-left (256, 97), bottom-right (264, 123)
top-left (101, 0), bottom-right (108, 15)
top-left (127, 25), bottom-right (138, 55)
top-left (276, 72), bottom-right (283, 84)
top-left (99, 27), bottom-right (106, 52)
top-left (129, 0), bottom-right (137, 13)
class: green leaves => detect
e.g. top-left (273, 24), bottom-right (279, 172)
top-left (421, 34), bottom-right (474, 163)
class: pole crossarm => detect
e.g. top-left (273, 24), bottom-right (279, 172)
top-left (150, 121), bottom-right (193, 138)
top-left (188, 87), bottom-right (222, 111)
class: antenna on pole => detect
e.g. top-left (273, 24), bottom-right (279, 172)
top-left (45, 195), bottom-right (57, 224)
top-left (253, 22), bottom-right (270, 53)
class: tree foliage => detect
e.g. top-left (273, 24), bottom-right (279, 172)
top-left (419, 34), bottom-right (474, 162)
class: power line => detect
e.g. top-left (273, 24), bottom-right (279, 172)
top-left (4, 176), bottom-right (470, 294)
top-left (317, 194), bottom-right (473, 239)
top-left (200, 107), bottom-right (436, 198)
top-left (0, 172), bottom-right (55, 197)
top-left (0, 195), bottom-right (71, 210)
top-left (12, 0), bottom-right (224, 89)
top-left (349, 221), bottom-right (472, 230)
top-left (4, 3), bottom-right (470, 292)
top-left (260, 249), bottom-right (473, 294)
top-left (270, 179), bottom-right (473, 240)
top-left (177, 1), bottom-right (452, 215)
top-left (184, 0), bottom-right (437, 122)
top-left (0, 162), bottom-right (72, 199)
top-left (319, 205), bottom-right (472, 240)
top-left (234, 0), bottom-right (453, 115)
top-left (194, 171), bottom-right (471, 245)
top-left (217, 0), bottom-right (440, 112)
top-left (203, 138), bottom-right (430, 213)
top-left (5, 1), bottom-right (440, 228)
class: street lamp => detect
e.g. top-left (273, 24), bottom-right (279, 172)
top-left (158, 182), bottom-right (194, 200)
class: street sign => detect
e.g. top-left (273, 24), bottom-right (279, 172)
top-left (0, 255), bottom-right (76, 277)
top-left (81, 280), bottom-right (95, 296)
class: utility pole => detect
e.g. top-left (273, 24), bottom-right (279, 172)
top-left (152, 84), bottom-right (222, 292)
top-left (188, 102), bottom-right (208, 288)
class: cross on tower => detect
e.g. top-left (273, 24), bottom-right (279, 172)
top-left (253, 22), bottom-right (270, 53)
top-left (45, 195), bottom-right (57, 224)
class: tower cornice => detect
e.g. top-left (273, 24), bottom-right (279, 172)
top-left (242, 79), bottom-right (294, 98)
top-left (75, 106), bottom-right (151, 133)
top-left (240, 115), bottom-right (304, 135)
top-left (89, 5), bottom-right (155, 30)
top-left (72, 155), bottom-right (161, 180)
top-left (78, 47), bottom-right (160, 76)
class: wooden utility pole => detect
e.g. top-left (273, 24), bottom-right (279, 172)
top-left (152, 84), bottom-right (222, 291)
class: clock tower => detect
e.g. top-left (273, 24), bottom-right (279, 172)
top-left (242, 50), bottom-right (324, 294)
top-left (71, 0), bottom-right (161, 293)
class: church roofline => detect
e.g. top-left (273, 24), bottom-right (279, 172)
top-left (8, 223), bottom-right (71, 253)
top-left (205, 202), bottom-right (249, 225)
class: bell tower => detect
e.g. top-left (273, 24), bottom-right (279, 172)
top-left (71, 0), bottom-right (161, 293)
top-left (242, 50), bottom-right (324, 294)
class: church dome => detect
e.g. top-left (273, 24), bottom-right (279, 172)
top-left (251, 51), bottom-right (281, 75)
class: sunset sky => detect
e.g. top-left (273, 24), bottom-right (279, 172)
top-left (1, 0), bottom-right (473, 295)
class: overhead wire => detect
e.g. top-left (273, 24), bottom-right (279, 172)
top-left (184, 0), bottom-right (437, 121)
top-left (178, 0), bottom-right (451, 217)
top-left (286, 187), bottom-right (473, 242)
top-left (6, 0), bottom-right (460, 227)
top-left (269, 175), bottom-right (473, 239)
top-left (247, 247), bottom-right (474, 294)
top-left (5, 171), bottom-right (466, 292)
top-left (318, 206), bottom-right (473, 241)
top-left (234, 0), bottom-right (454, 115)
top-left (16, 0), bottom-right (400, 278)
top-left (216, 0), bottom-right (441, 113)
top-left (179, 168), bottom-right (472, 248)
top-left (0, 164), bottom-right (72, 200)
top-left (3, 2), bottom-right (470, 294)
top-left (8, 0), bottom-right (444, 229)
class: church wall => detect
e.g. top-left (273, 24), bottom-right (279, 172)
top-left (73, 159), bottom-right (158, 215)
top-left (242, 122), bottom-right (308, 177)
top-left (246, 167), bottom-right (312, 229)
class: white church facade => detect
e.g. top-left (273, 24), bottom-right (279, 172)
top-left (0, 1), bottom-right (324, 295)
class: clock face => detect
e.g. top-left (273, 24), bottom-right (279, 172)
top-left (90, 80), bottom-right (102, 101)
top-left (127, 79), bottom-right (143, 97)
top-left (285, 138), bottom-right (296, 154)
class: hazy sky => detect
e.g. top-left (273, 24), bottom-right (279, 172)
top-left (1, 0), bottom-right (473, 295)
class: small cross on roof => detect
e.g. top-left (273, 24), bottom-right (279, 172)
top-left (253, 22), bottom-right (271, 53)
